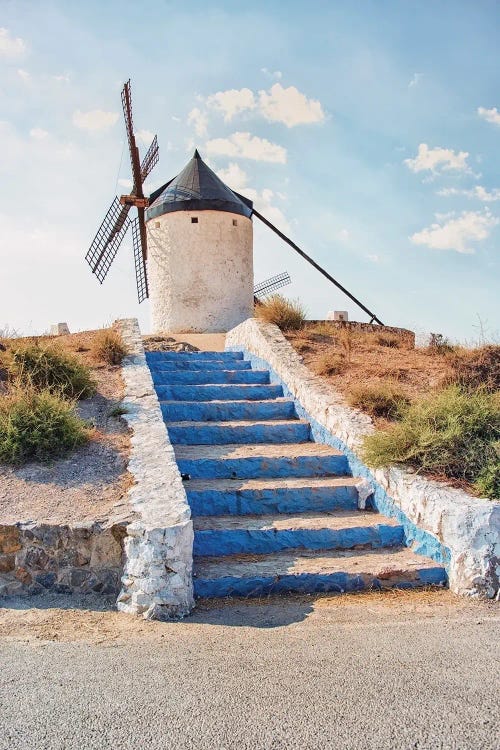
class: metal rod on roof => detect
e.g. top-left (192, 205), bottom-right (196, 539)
top-left (252, 208), bottom-right (385, 326)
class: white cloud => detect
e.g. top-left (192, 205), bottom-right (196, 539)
top-left (216, 162), bottom-right (248, 192)
top-left (135, 128), bottom-right (154, 145)
top-left (337, 229), bottom-right (349, 241)
top-left (72, 109), bottom-right (119, 132)
top-left (171, 115), bottom-right (181, 122)
top-left (187, 107), bottom-right (208, 136)
top-left (477, 106), bottom-right (500, 126)
top-left (205, 132), bottom-right (287, 163)
top-left (258, 84), bottom-right (325, 127)
top-left (215, 162), bottom-right (289, 231)
top-left (410, 209), bottom-right (498, 253)
top-left (405, 143), bottom-right (470, 174)
top-left (29, 128), bottom-right (48, 139)
top-left (52, 73), bottom-right (70, 83)
top-left (367, 253), bottom-right (381, 263)
top-left (207, 88), bottom-right (256, 122)
top-left (437, 185), bottom-right (500, 202)
top-left (17, 68), bottom-right (30, 82)
top-left (0, 28), bottom-right (26, 58)
top-left (261, 68), bottom-right (282, 80)
top-left (408, 72), bottom-right (422, 89)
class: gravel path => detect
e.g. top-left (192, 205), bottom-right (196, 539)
top-left (0, 591), bottom-right (498, 750)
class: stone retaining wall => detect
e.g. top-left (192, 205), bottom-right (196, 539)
top-left (115, 319), bottom-right (194, 620)
top-left (226, 318), bottom-right (500, 599)
top-left (308, 321), bottom-right (415, 348)
top-left (0, 521), bottom-right (124, 597)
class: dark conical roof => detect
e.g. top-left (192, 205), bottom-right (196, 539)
top-left (146, 150), bottom-right (253, 221)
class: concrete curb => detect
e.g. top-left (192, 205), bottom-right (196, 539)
top-left (115, 319), bottom-right (194, 620)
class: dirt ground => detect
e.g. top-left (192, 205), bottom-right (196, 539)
top-left (0, 588), bottom-right (495, 645)
top-left (0, 330), bottom-right (132, 525)
top-left (285, 323), bottom-right (451, 407)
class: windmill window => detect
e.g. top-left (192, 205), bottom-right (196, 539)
top-left (155, 222), bottom-right (160, 228)
top-left (191, 217), bottom-right (198, 224)
top-left (232, 219), bottom-right (238, 226)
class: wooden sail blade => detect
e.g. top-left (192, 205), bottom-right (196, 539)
top-left (254, 271), bottom-right (291, 299)
top-left (85, 198), bottom-right (131, 283)
top-left (131, 216), bottom-right (149, 303)
top-left (121, 79), bottom-right (142, 194)
top-left (140, 135), bottom-right (159, 184)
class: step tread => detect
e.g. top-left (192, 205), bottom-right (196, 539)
top-left (194, 547), bottom-right (444, 580)
top-left (166, 419), bottom-right (307, 428)
top-left (159, 398), bottom-right (294, 406)
top-left (185, 476), bottom-right (360, 491)
top-left (193, 510), bottom-right (399, 532)
top-left (175, 442), bottom-right (345, 460)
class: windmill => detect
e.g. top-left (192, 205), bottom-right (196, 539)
top-left (85, 79), bottom-right (159, 303)
top-left (254, 271), bottom-right (291, 304)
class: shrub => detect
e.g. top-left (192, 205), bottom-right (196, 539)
top-left (8, 344), bottom-right (96, 400)
top-left (348, 382), bottom-right (410, 420)
top-left (92, 328), bottom-right (128, 365)
top-left (375, 334), bottom-right (400, 348)
top-left (426, 333), bottom-right (455, 355)
top-left (0, 387), bottom-right (90, 464)
top-left (446, 345), bottom-right (500, 393)
top-left (361, 386), bottom-right (500, 484)
top-left (314, 352), bottom-right (347, 376)
top-left (256, 295), bottom-right (306, 331)
top-left (474, 456), bottom-right (500, 499)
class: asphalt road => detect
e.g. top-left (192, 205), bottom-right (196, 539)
top-left (0, 592), bottom-right (498, 750)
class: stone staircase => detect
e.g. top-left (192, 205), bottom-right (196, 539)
top-left (146, 349), bottom-right (447, 599)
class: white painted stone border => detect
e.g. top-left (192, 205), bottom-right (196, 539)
top-left (115, 319), bottom-right (194, 619)
top-left (226, 318), bottom-right (500, 599)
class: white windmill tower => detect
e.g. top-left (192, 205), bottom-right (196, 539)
top-left (145, 149), bottom-right (254, 333)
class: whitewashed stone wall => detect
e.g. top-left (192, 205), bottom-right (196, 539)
top-left (226, 318), bottom-right (500, 599)
top-left (146, 210), bottom-right (254, 333)
top-left (115, 319), bottom-right (194, 620)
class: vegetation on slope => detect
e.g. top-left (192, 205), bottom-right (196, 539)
top-left (7, 343), bottom-right (96, 399)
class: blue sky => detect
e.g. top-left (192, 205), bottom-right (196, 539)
top-left (1, 0), bottom-right (499, 340)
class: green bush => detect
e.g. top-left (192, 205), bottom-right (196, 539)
top-left (348, 382), bottom-right (410, 420)
top-left (8, 344), bottom-right (96, 399)
top-left (474, 459), bottom-right (500, 499)
top-left (361, 386), bottom-right (500, 487)
top-left (0, 388), bottom-right (90, 464)
top-left (92, 328), bottom-right (128, 365)
top-left (256, 295), bottom-right (306, 331)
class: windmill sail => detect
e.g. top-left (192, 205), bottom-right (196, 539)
top-left (85, 198), bottom-right (131, 283)
top-left (140, 135), bottom-right (159, 184)
top-left (254, 271), bottom-right (291, 299)
top-left (131, 217), bottom-right (149, 303)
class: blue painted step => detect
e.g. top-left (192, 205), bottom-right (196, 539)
top-left (150, 360), bottom-right (251, 371)
top-left (155, 384), bottom-right (283, 402)
top-left (193, 548), bottom-right (448, 598)
top-left (160, 398), bottom-right (296, 422)
top-left (185, 477), bottom-right (362, 516)
top-left (167, 420), bottom-right (310, 445)
top-left (151, 369), bottom-right (270, 385)
top-left (193, 512), bottom-right (404, 556)
top-left (146, 351), bottom-right (243, 362)
top-left (174, 443), bottom-right (350, 479)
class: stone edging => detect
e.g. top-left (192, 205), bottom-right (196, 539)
top-left (115, 319), bottom-right (194, 619)
top-left (226, 318), bottom-right (500, 599)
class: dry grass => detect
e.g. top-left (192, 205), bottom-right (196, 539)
top-left (348, 382), bottom-right (410, 420)
top-left (285, 323), bottom-right (450, 417)
top-left (91, 327), bottom-right (129, 365)
top-left (313, 352), bottom-right (348, 376)
top-left (255, 295), bottom-right (306, 331)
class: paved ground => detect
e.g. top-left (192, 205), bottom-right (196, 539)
top-left (0, 590), bottom-right (498, 750)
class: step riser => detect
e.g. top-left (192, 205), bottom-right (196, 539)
top-left (168, 422), bottom-right (310, 445)
top-left (161, 400), bottom-right (296, 422)
top-left (193, 567), bottom-right (447, 598)
top-left (155, 384), bottom-right (283, 401)
top-left (177, 454), bottom-right (350, 479)
top-left (187, 486), bottom-right (360, 516)
top-left (193, 524), bottom-right (404, 556)
top-left (151, 370), bottom-right (269, 385)
top-left (150, 360), bottom-right (252, 371)
top-left (146, 352), bottom-right (243, 362)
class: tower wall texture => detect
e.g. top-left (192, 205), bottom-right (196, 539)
top-left (146, 210), bottom-right (253, 333)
